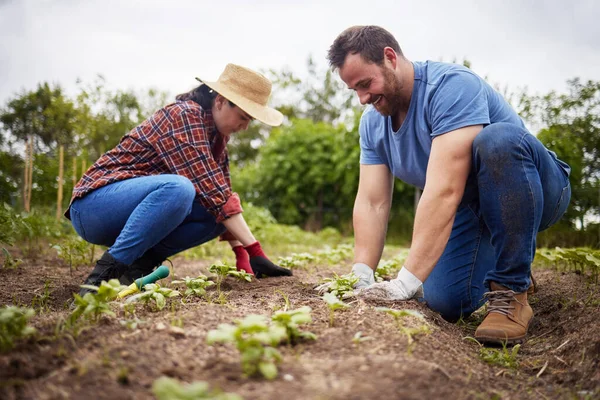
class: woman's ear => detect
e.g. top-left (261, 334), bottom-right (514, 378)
top-left (215, 94), bottom-right (225, 110)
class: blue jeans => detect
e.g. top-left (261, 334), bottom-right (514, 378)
top-left (69, 175), bottom-right (226, 265)
top-left (423, 123), bottom-right (571, 321)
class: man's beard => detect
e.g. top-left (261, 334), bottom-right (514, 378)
top-left (372, 67), bottom-right (403, 117)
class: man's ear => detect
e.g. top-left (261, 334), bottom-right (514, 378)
top-left (383, 47), bottom-right (398, 69)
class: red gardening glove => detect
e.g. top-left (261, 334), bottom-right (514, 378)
top-left (244, 241), bottom-right (293, 278)
top-left (232, 245), bottom-right (254, 275)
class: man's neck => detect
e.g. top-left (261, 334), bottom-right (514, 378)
top-left (391, 62), bottom-right (415, 131)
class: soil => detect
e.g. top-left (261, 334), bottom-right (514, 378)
top-left (0, 246), bottom-right (599, 400)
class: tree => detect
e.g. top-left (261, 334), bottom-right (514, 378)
top-left (533, 79), bottom-right (600, 229)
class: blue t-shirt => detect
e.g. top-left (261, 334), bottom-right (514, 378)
top-left (359, 61), bottom-right (527, 189)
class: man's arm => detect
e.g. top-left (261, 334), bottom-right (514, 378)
top-left (404, 124), bottom-right (483, 282)
top-left (353, 163), bottom-right (394, 270)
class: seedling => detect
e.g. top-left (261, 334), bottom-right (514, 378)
top-left (207, 314), bottom-right (288, 379)
top-left (271, 306), bottom-right (316, 344)
top-left (152, 376), bottom-right (242, 400)
top-left (2, 248), bottom-right (22, 269)
top-left (51, 236), bottom-right (92, 274)
top-left (70, 279), bottom-right (126, 323)
top-left (277, 252), bottom-right (315, 269)
top-left (171, 274), bottom-right (214, 298)
top-left (376, 307), bottom-right (431, 347)
top-left (0, 306), bottom-right (36, 352)
top-left (208, 262), bottom-right (252, 302)
top-left (322, 292), bottom-right (350, 327)
top-left (317, 272), bottom-right (359, 299)
top-left (317, 244), bottom-right (353, 264)
top-left (31, 280), bottom-right (52, 313)
top-left (125, 283), bottom-right (180, 311)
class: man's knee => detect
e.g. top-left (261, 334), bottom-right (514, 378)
top-left (472, 123), bottom-right (528, 159)
top-left (423, 289), bottom-right (473, 322)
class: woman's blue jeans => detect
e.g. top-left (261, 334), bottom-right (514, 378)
top-left (423, 123), bottom-right (571, 321)
top-left (69, 175), bottom-right (226, 265)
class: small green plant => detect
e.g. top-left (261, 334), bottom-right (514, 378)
top-left (277, 252), bottom-right (315, 269)
top-left (207, 314), bottom-right (288, 380)
top-left (318, 272), bottom-right (359, 299)
top-left (125, 283), bottom-right (180, 311)
top-left (0, 306), bottom-right (36, 352)
top-left (51, 236), bottom-right (92, 274)
top-left (31, 280), bottom-right (52, 312)
top-left (1, 247), bottom-right (23, 269)
top-left (152, 376), bottom-right (242, 400)
top-left (322, 292), bottom-right (350, 327)
top-left (376, 307), bottom-right (431, 346)
top-left (467, 337), bottom-right (521, 369)
top-left (271, 306), bottom-right (316, 344)
top-left (70, 279), bottom-right (125, 323)
top-left (208, 262), bottom-right (252, 302)
top-left (317, 244), bottom-right (354, 264)
top-left (171, 274), bottom-right (214, 298)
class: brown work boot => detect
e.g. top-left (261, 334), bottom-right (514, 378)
top-left (474, 282), bottom-right (533, 345)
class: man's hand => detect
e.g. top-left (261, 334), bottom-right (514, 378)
top-left (244, 241), bottom-right (292, 278)
top-left (359, 267), bottom-right (424, 301)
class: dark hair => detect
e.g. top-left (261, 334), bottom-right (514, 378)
top-left (176, 84), bottom-right (237, 110)
top-left (327, 25), bottom-right (402, 70)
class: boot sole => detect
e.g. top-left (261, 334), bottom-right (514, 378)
top-left (474, 335), bottom-right (527, 346)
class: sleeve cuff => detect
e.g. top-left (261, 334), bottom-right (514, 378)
top-left (215, 192), bottom-right (244, 223)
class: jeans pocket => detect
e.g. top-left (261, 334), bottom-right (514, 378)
top-left (541, 183), bottom-right (571, 231)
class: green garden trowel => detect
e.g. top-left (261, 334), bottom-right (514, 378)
top-left (117, 265), bottom-right (170, 298)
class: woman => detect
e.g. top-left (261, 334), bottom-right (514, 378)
top-left (67, 64), bottom-right (292, 296)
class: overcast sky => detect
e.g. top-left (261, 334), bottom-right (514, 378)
top-left (1, 0), bottom-right (599, 106)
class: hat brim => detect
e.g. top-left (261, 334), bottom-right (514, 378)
top-left (195, 78), bottom-right (283, 127)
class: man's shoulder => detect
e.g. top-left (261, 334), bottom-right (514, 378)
top-left (419, 61), bottom-right (482, 87)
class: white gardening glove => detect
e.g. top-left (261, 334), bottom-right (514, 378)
top-left (351, 263), bottom-right (375, 289)
top-left (359, 267), bottom-right (424, 301)
top-left (314, 263), bottom-right (375, 294)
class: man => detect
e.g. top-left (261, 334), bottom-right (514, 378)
top-left (326, 26), bottom-right (571, 344)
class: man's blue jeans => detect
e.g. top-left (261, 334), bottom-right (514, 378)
top-left (423, 123), bottom-right (571, 321)
top-left (69, 175), bottom-right (226, 265)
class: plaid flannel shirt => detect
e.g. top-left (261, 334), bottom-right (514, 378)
top-left (71, 100), bottom-right (239, 222)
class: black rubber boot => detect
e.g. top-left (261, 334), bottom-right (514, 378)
top-left (78, 252), bottom-right (129, 297)
top-left (119, 251), bottom-right (165, 286)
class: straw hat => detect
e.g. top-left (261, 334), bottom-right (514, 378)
top-left (196, 64), bottom-right (283, 127)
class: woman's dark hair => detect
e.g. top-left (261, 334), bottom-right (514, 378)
top-left (327, 25), bottom-right (402, 70)
top-left (176, 84), bottom-right (217, 109)
top-left (176, 84), bottom-right (237, 110)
